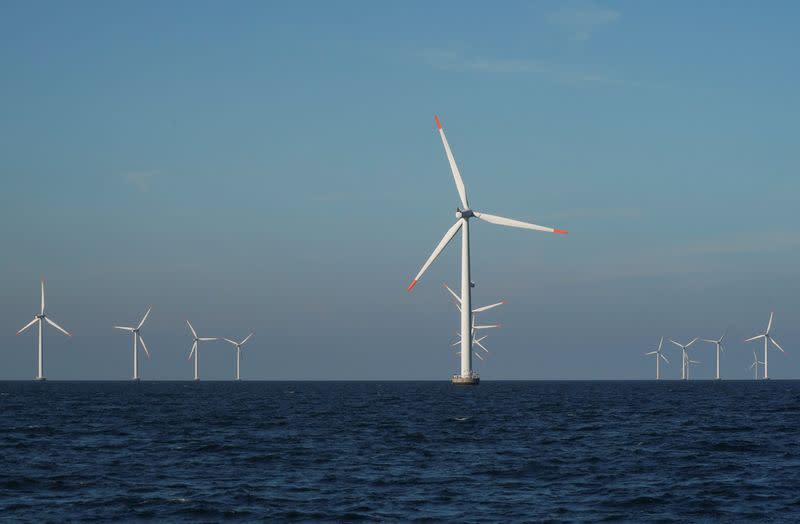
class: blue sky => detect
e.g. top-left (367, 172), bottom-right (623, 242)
top-left (1, 1), bottom-right (799, 379)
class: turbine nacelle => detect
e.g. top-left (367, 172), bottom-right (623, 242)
top-left (455, 209), bottom-right (474, 220)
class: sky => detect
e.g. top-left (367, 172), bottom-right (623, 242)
top-left (1, 1), bottom-right (799, 380)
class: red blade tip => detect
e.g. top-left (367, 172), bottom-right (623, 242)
top-left (554, 229), bottom-right (568, 235)
top-left (434, 115), bottom-right (442, 129)
top-left (407, 279), bottom-right (418, 292)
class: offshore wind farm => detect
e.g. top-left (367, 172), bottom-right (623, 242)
top-left (2, 2), bottom-right (800, 522)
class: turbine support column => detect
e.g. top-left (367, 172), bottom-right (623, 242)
top-left (133, 333), bottom-right (139, 381)
top-left (194, 350), bottom-right (199, 381)
top-left (36, 319), bottom-right (43, 381)
top-left (236, 348), bottom-right (241, 381)
top-left (764, 337), bottom-right (769, 380)
top-left (459, 218), bottom-right (473, 380)
top-left (716, 347), bottom-right (720, 380)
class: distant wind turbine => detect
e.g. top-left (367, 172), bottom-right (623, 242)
top-left (645, 337), bottom-right (669, 380)
top-left (223, 333), bottom-right (253, 381)
top-left (700, 331), bottom-right (726, 380)
top-left (446, 283), bottom-right (503, 366)
top-left (685, 355), bottom-right (701, 380)
top-left (407, 116), bottom-right (567, 385)
top-left (744, 312), bottom-right (785, 380)
top-left (186, 321), bottom-right (217, 381)
top-left (748, 350), bottom-right (764, 380)
top-left (16, 279), bottom-right (71, 380)
top-left (669, 338), bottom-right (698, 380)
top-left (114, 307), bottom-right (152, 381)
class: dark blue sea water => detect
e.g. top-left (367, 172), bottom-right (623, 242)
top-left (2, 381), bottom-right (800, 522)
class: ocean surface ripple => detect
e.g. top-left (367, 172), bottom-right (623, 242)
top-left (2, 381), bottom-right (800, 522)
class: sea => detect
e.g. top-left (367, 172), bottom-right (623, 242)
top-left (1, 380), bottom-right (800, 522)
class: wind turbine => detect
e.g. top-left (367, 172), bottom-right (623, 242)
top-left (186, 321), bottom-right (217, 381)
top-left (745, 312), bottom-right (785, 380)
top-left (222, 333), bottom-right (253, 381)
top-left (408, 116), bottom-right (567, 385)
top-left (113, 307), bottom-right (152, 381)
top-left (645, 336), bottom-right (669, 380)
top-left (445, 283), bottom-right (503, 366)
top-left (685, 356), bottom-right (701, 380)
top-left (748, 350), bottom-right (764, 380)
top-left (16, 279), bottom-right (71, 380)
top-left (669, 338), bottom-right (698, 380)
top-left (700, 332), bottom-right (726, 380)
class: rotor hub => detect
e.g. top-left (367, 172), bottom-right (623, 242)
top-left (456, 209), bottom-right (474, 219)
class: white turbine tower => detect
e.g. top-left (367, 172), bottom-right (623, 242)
top-left (223, 333), bottom-right (253, 381)
top-left (186, 321), bottom-right (217, 381)
top-left (445, 283), bottom-right (503, 365)
top-left (748, 350), bottom-right (764, 380)
top-left (645, 337), bottom-right (669, 380)
top-left (408, 116), bottom-right (567, 385)
top-left (669, 338), bottom-right (698, 380)
top-left (114, 307), bottom-right (152, 381)
top-left (700, 332), bottom-right (726, 380)
top-left (745, 312), bottom-right (785, 380)
top-left (16, 279), bottom-right (71, 380)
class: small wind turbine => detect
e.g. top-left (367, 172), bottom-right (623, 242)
top-left (685, 355), bottom-right (701, 380)
top-left (16, 279), bottom-right (71, 380)
top-left (407, 116), bottom-right (567, 385)
top-left (748, 350), bottom-right (764, 380)
top-left (445, 283), bottom-right (503, 365)
top-left (700, 331), bottom-right (726, 380)
top-left (186, 321), bottom-right (217, 381)
top-left (745, 312), bottom-right (785, 380)
top-left (222, 333), bottom-right (253, 381)
top-left (645, 337), bottom-right (669, 380)
top-left (669, 338), bottom-right (698, 380)
top-left (114, 307), bottom-right (152, 381)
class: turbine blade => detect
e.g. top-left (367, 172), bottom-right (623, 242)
top-left (188, 341), bottom-right (197, 360)
top-left (443, 283), bottom-right (461, 304)
top-left (186, 320), bottom-right (197, 338)
top-left (473, 324), bottom-right (500, 330)
top-left (114, 326), bottom-right (135, 332)
top-left (139, 335), bottom-right (150, 358)
top-left (241, 333), bottom-right (253, 345)
top-left (223, 338), bottom-right (238, 346)
top-left (749, 362), bottom-right (756, 370)
top-left (473, 351), bottom-right (484, 361)
top-left (45, 317), bottom-right (71, 337)
top-left (475, 339), bottom-right (490, 353)
top-left (645, 351), bottom-right (658, 355)
top-left (669, 339), bottom-right (682, 348)
top-left (744, 334), bottom-right (765, 342)
top-left (434, 115), bottom-right (469, 209)
top-left (16, 317), bottom-right (38, 335)
top-left (137, 307), bottom-right (152, 330)
top-left (686, 338), bottom-right (698, 347)
top-left (658, 336), bottom-right (663, 352)
top-left (767, 312), bottom-right (774, 334)
top-left (660, 354), bottom-right (669, 364)
top-left (473, 211), bottom-right (567, 235)
top-left (472, 301), bottom-right (505, 313)
top-left (770, 337), bottom-right (785, 353)
top-left (451, 340), bottom-right (461, 347)
top-left (198, 337), bottom-right (217, 342)
top-left (700, 339), bottom-right (716, 344)
top-left (408, 220), bottom-right (463, 291)
top-left (40, 279), bottom-right (45, 315)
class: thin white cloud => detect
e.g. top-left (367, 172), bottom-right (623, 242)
top-left (548, 3), bottom-right (620, 41)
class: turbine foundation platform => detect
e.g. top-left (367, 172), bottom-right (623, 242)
top-left (35, 377), bottom-right (46, 382)
top-left (451, 374), bottom-right (480, 385)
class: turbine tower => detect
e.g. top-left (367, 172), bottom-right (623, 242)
top-left (114, 307), bottom-right (152, 381)
top-left (16, 279), bottom-right (71, 380)
top-left (408, 116), bottom-right (567, 385)
top-left (745, 312), bottom-right (785, 380)
top-left (223, 333), bottom-right (253, 381)
top-left (700, 332), bottom-right (726, 380)
top-left (445, 283), bottom-right (503, 366)
top-left (748, 350), bottom-right (764, 380)
top-left (645, 336), bottom-right (669, 380)
top-left (669, 338), bottom-right (698, 380)
top-left (186, 321), bottom-right (217, 381)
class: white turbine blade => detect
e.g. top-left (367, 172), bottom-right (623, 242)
top-left (767, 312), bottom-right (774, 334)
top-left (475, 339), bottom-right (490, 353)
top-left (45, 317), bottom-right (71, 337)
top-left (199, 337), bottom-right (217, 342)
top-left (473, 211), bottom-right (568, 235)
top-left (474, 335), bottom-right (488, 344)
top-left (186, 320), bottom-right (197, 338)
top-left (407, 220), bottom-right (463, 291)
top-left (744, 334), bottom-right (765, 343)
top-left (114, 326), bottom-right (135, 332)
top-left (223, 338), bottom-right (238, 346)
top-left (240, 333), bottom-right (253, 345)
top-left (700, 339), bottom-right (717, 344)
top-left (137, 307), bottom-right (152, 330)
top-left (473, 324), bottom-right (500, 330)
top-left (139, 336), bottom-right (151, 358)
top-left (658, 337), bottom-right (663, 352)
top-left (719, 331), bottom-right (727, 343)
top-left (753, 350), bottom-right (758, 361)
top-left (455, 302), bottom-right (462, 313)
top-left (770, 337), bottom-right (785, 353)
top-left (669, 339), bottom-right (683, 348)
top-left (660, 354), bottom-right (669, 364)
top-left (689, 360), bottom-right (701, 364)
top-left (473, 351), bottom-right (484, 361)
top-left (443, 283), bottom-right (462, 304)
top-left (16, 317), bottom-right (38, 335)
top-left (645, 351), bottom-right (658, 355)
top-left (472, 301), bottom-right (506, 313)
top-left (434, 115), bottom-right (468, 209)
top-left (40, 279), bottom-right (45, 315)
top-left (686, 338), bottom-right (698, 348)
top-left (451, 340), bottom-right (461, 347)
top-left (188, 341), bottom-right (197, 360)
top-left (749, 362), bottom-right (756, 370)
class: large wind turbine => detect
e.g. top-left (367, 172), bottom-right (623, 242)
top-left (669, 338), bottom-right (698, 380)
top-left (408, 116), bottom-right (567, 384)
top-left (223, 333), bottom-right (253, 381)
top-left (745, 312), bottom-right (785, 380)
top-left (748, 350), bottom-right (764, 380)
top-left (16, 279), bottom-right (71, 380)
top-left (700, 331), bottom-right (726, 380)
top-left (645, 337), bottom-right (669, 380)
top-left (114, 307), bottom-right (152, 381)
top-left (186, 321), bottom-right (217, 381)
